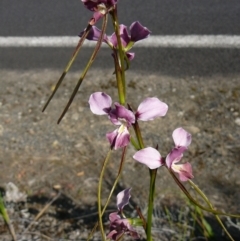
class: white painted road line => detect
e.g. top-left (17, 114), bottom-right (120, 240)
top-left (1, 35), bottom-right (240, 48)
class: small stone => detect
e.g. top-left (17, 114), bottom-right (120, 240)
top-left (187, 126), bottom-right (200, 134)
top-left (235, 118), bottom-right (240, 126)
top-left (190, 95), bottom-right (195, 99)
top-left (72, 113), bottom-right (79, 121)
top-left (52, 140), bottom-right (60, 148)
top-left (177, 111), bottom-right (184, 117)
top-left (0, 125), bottom-right (4, 136)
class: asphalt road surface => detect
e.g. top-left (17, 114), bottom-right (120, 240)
top-left (0, 0), bottom-right (240, 76)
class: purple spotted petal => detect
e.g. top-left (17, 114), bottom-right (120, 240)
top-left (106, 127), bottom-right (130, 149)
top-left (116, 188), bottom-right (131, 211)
top-left (89, 92), bottom-right (112, 115)
top-left (133, 147), bottom-right (163, 169)
top-left (114, 103), bottom-right (135, 125)
top-left (130, 21), bottom-right (151, 42)
top-left (136, 97), bottom-right (168, 121)
top-left (172, 128), bottom-right (192, 147)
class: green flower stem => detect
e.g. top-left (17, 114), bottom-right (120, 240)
top-left (132, 121), bottom-right (145, 149)
top-left (130, 136), bottom-right (140, 150)
top-left (132, 121), bottom-right (155, 240)
top-left (0, 194), bottom-right (16, 241)
top-left (188, 180), bottom-right (235, 241)
top-left (168, 168), bottom-right (240, 218)
top-left (102, 146), bottom-right (127, 215)
top-left (57, 15), bottom-right (108, 123)
top-left (113, 52), bottom-right (126, 105)
top-left (98, 149), bottom-right (112, 241)
top-left (110, 8), bottom-right (126, 104)
top-left (147, 168), bottom-right (157, 241)
top-left (87, 147), bottom-right (127, 241)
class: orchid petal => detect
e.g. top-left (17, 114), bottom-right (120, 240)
top-left (136, 97), bottom-right (168, 121)
top-left (79, 26), bottom-right (108, 42)
top-left (89, 92), bottom-right (112, 115)
top-left (133, 147), bottom-right (163, 169)
top-left (119, 24), bottom-right (131, 47)
top-left (117, 188), bottom-right (131, 211)
top-left (115, 103), bottom-right (135, 124)
top-left (106, 127), bottom-right (130, 149)
top-left (130, 21), bottom-right (151, 42)
top-left (172, 162), bottom-right (194, 182)
top-left (108, 32), bottom-right (117, 47)
top-left (172, 127), bottom-right (192, 147)
top-left (126, 52), bottom-right (135, 61)
top-left (109, 212), bottom-right (121, 223)
top-left (165, 147), bottom-right (185, 168)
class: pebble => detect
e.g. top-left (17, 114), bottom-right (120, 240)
top-left (235, 118), bottom-right (240, 126)
top-left (0, 124), bottom-right (4, 136)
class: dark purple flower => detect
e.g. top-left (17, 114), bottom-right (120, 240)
top-left (82, 0), bottom-right (117, 11)
top-left (89, 92), bottom-right (168, 149)
top-left (80, 21), bottom-right (150, 60)
top-left (81, 0), bottom-right (117, 24)
top-left (107, 188), bottom-right (139, 240)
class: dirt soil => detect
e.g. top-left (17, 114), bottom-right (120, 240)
top-left (0, 69), bottom-right (240, 240)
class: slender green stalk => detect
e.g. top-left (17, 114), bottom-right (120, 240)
top-left (57, 15), bottom-right (108, 123)
top-left (42, 24), bottom-right (92, 112)
top-left (189, 180), bottom-right (235, 241)
top-left (146, 169), bottom-right (157, 241)
top-left (88, 147), bottom-right (127, 241)
top-left (113, 52), bottom-right (126, 105)
top-left (132, 121), bottom-right (145, 149)
top-left (98, 149), bottom-right (112, 241)
top-left (110, 7), bottom-right (126, 104)
top-left (168, 168), bottom-right (240, 217)
top-left (0, 194), bottom-right (16, 241)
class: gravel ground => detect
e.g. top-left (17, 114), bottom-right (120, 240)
top-left (0, 69), bottom-right (240, 240)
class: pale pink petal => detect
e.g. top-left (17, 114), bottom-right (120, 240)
top-left (117, 188), bottom-right (131, 211)
top-left (172, 127), bottom-right (191, 147)
top-left (89, 92), bottom-right (112, 115)
top-left (109, 212), bottom-right (121, 223)
top-left (172, 162), bottom-right (194, 182)
top-left (107, 230), bottom-right (119, 240)
top-left (136, 97), bottom-right (168, 121)
top-left (133, 147), bottom-right (163, 169)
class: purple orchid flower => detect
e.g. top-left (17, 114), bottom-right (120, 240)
top-left (80, 21), bottom-right (150, 60)
top-left (89, 92), bottom-right (168, 149)
top-left (82, 0), bottom-right (117, 24)
top-left (107, 188), bottom-right (139, 240)
top-left (133, 128), bottom-right (193, 181)
top-left (166, 127), bottom-right (193, 181)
